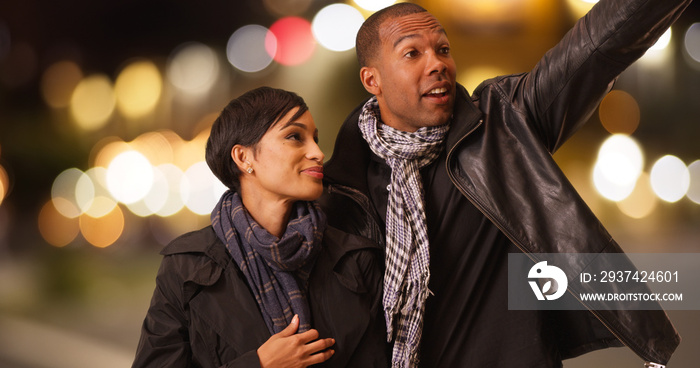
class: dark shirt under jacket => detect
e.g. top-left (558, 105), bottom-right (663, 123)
top-left (368, 151), bottom-right (562, 368)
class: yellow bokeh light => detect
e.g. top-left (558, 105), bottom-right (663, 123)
top-left (51, 168), bottom-right (85, 218)
top-left (616, 173), bottom-right (658, 219)
top-left (114, 60), bottom-right (162, 119)
top-left (598, 90), bottom-right (640, 135)
top-left (38, 200), bottom-right (80, 247)
top-left (79, 205), bottom-right (125, 248)
top-left (0, 165), bottom-right (8, 206)
top-left (41, 60), bottom-right (83, 109)
top-left (458, 66), bottom-right (506, 95)
top-left (91, 138), bottom-right (131, 168)
top-left (130, 131), bottom-right (174, 166)
top-left (70, 74), bottom-right (116, 131)
top-left (565, 0), bottom-right (597, 19)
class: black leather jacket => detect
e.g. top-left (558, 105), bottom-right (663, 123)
top-left (320, 0), bottom-right (692, 365)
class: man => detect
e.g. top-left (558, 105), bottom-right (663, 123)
top-left (320, 0), bottom-right (693, 367)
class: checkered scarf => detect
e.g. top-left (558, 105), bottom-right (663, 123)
top-left (211, 190), bottom-right (326, 334)
top-left (358, 97), bottom-right (449, 367)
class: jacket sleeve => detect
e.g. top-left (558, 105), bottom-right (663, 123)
top-left (132, 256), bottom-right (194, 368)
top-left (515, 0), bottom-right (692, 153)
top-left (132, 254), bottom-right (262, 368)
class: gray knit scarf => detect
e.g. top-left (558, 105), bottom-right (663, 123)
top-left (211, 190), bottom-right (326, 334)
top-left (358, 97), bottom-right (449, 367)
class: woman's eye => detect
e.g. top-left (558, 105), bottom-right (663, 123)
top-left (404, 50), bottom-right (418, 58)
top-left (286, 133), bottom-right (301, 141)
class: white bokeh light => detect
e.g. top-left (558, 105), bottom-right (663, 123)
top-left (592, 135), bottom-right (643, 201)
top-left (106, 150), bottom-right (155, 204)
top-left (167, 42), bottom-right (220, 94)
top-left (684, 23), bottom-right (700, 64)
top-left (181, 161), bottom-right (227, 215)
top-left (227, 25), bottom-right (275, 73)
top-left (353, 0), bottom-right (396, 11)
top-left (312, 4), bottom-right (365, 52)
top-left (685, 160), bottom-right (700, 204)
top-left (650, 155), bottom-right (690, 203)
top-left (649, 28), bottom-right (672, 51)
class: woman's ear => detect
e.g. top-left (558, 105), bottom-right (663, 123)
top-left (231, 145), bottom-right (252, 173)
top-left (360, 66), bottom-right (381, 95)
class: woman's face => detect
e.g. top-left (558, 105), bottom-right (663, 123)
top-left (243, 108), bottom-right (325, 203)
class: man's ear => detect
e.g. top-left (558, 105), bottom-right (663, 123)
top-left (231, 145), bottom-right (251, 173)
top-left (360, 66), bottom-right (381, 95)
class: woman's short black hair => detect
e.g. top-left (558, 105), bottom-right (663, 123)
top-left (205, 86), bottom-right (308, 190)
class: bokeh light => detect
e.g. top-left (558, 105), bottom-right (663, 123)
top-left (81, 167), bottom-right (117, 218)
top-left (616, 173), bottom-right (658, 219)
top-left (312, 4), bottom-right (365, 52)
top-left (41, 60), bottom-right (83, 109)
top-left (38, 200), bottom-right (80, 247)
top-left (649, 28), bottom-right (672, 51)
top-left (79, 205), bottom-right (125, 248)
top-left (181, 161), bottom-right (227, 215)
top-left (267, 17), bottom-right (316, 66)
top-left (0, 164), bottom-right (8, 206)
top-left (130, 131), bottom-right (175, 166)
top-left (51, 168), bottom-right (85, 218)
top-left (70, 74), bottom-right (116, 131)
top-left (114, 60), bottom-right (163, 119)
top-left (227, 25), bottom-right (275, 73)
top-left (167, 42), bottom-right (220, 94)
top-left (684, 23), bottom-right (700, 64)
top-left (106, 150), bottom-right (154, 204)
top-left (152, 164), bottom-right (186, 217)
top-left (650, 155), bottom-right (690, 203)
top-left (353, 0), bottom-right (397, 11)
top-left (592, 135), bottom-right (644, 201)
top-left (685, 160), bottom-right (700, 204)
top-left (598, 90), bottom-right (640, 135)
top-left (459, 66), bottom-right (506, 95)
top-left (263, 0), bottom-right (312, 17)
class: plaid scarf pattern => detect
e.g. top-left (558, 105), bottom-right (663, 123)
top-left (211, 190), bottom-right (326, 334)
top-left (358, 97), bottom-right (449, 367)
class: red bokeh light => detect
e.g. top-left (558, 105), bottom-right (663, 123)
top-left (266, 17), bottom-right (316, 66)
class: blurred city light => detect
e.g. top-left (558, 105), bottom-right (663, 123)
top-left (38, 200), bottom-right (80, 247)
top-left (0, 164), bottom-right (7, 206)
top-left (106, 150), bottom-right (154, 205)
top-left (594, 134), bottom-right (644, 186)
top-left (167, 42), bottom-right (220, 95)
top-left (353, 0), bottom-right (397, 12)
top-left (685, 160), bottom-right (700, 204)
top-left (459, 66), bottom-right (506, 95)
top-left (598, 90), bottom-right (640, 135)
top-left (41, 60), bottom-right (83, 109)
top-left (267, 17), bottom-right (316, 66)
top-left (650, 155), bottom-right (690, 203)
top-left (151, 164), bottom-right (187, 216)
top-left (79, 205), bottom-right (125, 248)
top-left (649, 28), bottom-right (673, 51)
top-left (263, 0), bottom-right (312, 17)
top-left (312, 4), bottom-right (365, 52)
top-left (114, 60), bottom-right (162, 119)
top-left (82, 167), bottom-right (117, 218)
top-left (181, 161), bottom-right (227, 215)
top-left (616, 173), bottom-right (658, 219)
top-left (227, 25), bottom-right (275, 73)
top-left (684, 23), bottom-right (700, 64)
top-left (51, 168), bottom-right (85, 219)
top-left (70, 74), bottom-right (116, 131)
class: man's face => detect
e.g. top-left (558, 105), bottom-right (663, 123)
top-left (365, 12), bottom-right (457, 132)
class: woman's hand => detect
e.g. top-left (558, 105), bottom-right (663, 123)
top-left (257, 315), bottom-right (335, 368)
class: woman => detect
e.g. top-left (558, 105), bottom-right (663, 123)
top-left (133, 87), bottom-right (388, 368)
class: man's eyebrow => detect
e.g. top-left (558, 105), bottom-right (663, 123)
top-left (392, 27), bottom-right (447, 49)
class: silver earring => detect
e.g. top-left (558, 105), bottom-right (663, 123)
top-left (246, 167), bottom-right (253, 174)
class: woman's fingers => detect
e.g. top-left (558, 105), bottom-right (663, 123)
top-left (303, 336), bottom-right (335, 355)
top-left (277, 315), bottom-right (300, 338)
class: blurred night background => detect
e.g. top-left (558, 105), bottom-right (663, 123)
top-left (1, 0), bottom-right (699, 367)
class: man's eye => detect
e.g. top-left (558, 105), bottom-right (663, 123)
top-left (404, 50), bottom-right (418, 58)
top-left (439, 46), bottom-right (450, 54)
